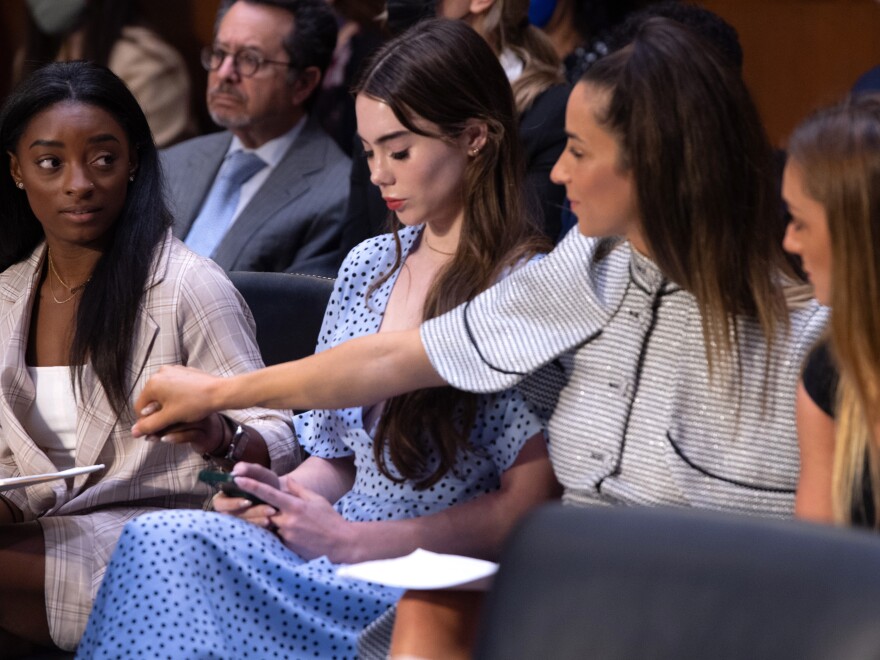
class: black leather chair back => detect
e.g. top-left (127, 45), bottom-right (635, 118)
top-left (476, 504), bottom-right (880, 660)
top-left (228, 271), bottom-right (334, 366)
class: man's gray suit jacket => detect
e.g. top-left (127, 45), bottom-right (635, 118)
top-left (161, 116), bottom-right (351, 276)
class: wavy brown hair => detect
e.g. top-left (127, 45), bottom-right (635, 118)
top-left (354, 18), bottom-right (548, 488)
top-left (583, 18), bottom-right (794, 375)
top-left (476, 0), bottom-right (564, 114)
top-left (787, 94), bottom-right (880, 527)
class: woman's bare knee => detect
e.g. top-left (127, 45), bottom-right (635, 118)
top-left (390, 590), bottom-right (485, 660)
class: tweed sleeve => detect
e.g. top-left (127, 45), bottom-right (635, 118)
top-left (421, 231), bottom-right (630, 393)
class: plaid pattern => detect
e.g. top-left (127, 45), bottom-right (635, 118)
top-left (0, 232), bottom-right (297, 650)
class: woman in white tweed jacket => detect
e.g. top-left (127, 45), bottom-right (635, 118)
top-left (0, 61), bottom-right (296, 654)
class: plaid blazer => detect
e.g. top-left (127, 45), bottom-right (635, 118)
top-left (0, 232), bottom-right (298, 649)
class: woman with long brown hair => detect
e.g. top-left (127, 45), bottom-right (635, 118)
top-left (783, 94), bottom-right (880, 527)
top-left (78, 19), bottom-right (556, 659)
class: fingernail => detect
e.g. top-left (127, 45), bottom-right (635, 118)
top-left (160, 435), bottom-right (171, 443)
top-left (140, 402), bottom-right (159, 416)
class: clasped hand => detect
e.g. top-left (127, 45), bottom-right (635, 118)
top-left (212, 462), bottom-right (352, 562)
top-left (130, 365), bottom-right (229, 456)
top-left (132, 365), bottom-right (222, 439)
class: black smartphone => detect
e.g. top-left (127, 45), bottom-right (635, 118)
top-left (198, 469), bottom-right (266, 505)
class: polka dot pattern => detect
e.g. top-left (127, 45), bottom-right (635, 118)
top-left (77, 228), bottom-right (544, 658)
top-left (77, 511), bottom-right (400, 658)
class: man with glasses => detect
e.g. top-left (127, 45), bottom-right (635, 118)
top-left (162, 0), bottom-right (350, 276)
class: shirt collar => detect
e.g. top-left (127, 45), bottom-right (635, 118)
top-left (628, 242), bottom-right (678, 294)
top-left (499, 48), bottom-right (525, 83)
top-left (227, 115), bottom-right (307, 168)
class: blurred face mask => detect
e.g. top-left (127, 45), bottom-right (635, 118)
top-left (385, 0), bottom-right (436, 36)
top-left (26, 0), bottom-right (87, 36)
top-left (528, 0), bottom-right (558, 28)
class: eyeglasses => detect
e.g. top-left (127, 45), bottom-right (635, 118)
top-left (201, 46), bottom-right (292, 77)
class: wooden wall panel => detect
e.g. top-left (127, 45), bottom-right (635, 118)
top-left (700, 0), bottom-right (880, 146)
top-left (0, 0), bottom-right (27, 99)
top-left (192, 0), bottom-right (222, 45)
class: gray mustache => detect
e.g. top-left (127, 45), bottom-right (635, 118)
top-left (209, 85), bottom-right (245, 101)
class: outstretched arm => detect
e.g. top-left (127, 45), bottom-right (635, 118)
top-left (133, 328), bottom-right (445, 437)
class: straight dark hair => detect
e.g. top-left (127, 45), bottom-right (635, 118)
top-left (355, 19), bottom-right (548, 488)
top-left (583, 18), bottom-right (792, 373)
top-left (0, 61), bottom-right (172, 416)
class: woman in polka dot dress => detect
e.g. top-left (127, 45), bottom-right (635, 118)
top-left (77, 19), bottom-right (558, 660)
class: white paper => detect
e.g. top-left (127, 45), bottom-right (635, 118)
top-left (0, 464), bottom-right (105, 491)
top-left (336, 548), bottom-right (498, 591)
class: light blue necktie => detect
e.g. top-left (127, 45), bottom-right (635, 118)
top-left (184, 150), bottom-right (266, 257)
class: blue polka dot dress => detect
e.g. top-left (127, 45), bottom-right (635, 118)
top-left (76, 226), bottom-right (544, 659)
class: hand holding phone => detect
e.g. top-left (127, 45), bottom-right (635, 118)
top-left (198, 468), bottom-right (267, 505)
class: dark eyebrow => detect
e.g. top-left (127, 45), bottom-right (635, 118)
top-left (214, 41), bottom-right (266, 55)
top-left (28, 134), bottom-right (121, 149)
top-left (357, 130), bottom-right (411, 147)
top-left (565, 131), bottom-right (583, 142)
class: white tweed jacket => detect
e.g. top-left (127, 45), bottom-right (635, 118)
top-left (422, 229), bottom-right (828, 517)
top-left (0, 231), bottom-right (297, 649)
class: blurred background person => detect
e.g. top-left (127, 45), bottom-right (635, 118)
top-left (314, 0), bottom-right (387, 155)
top-left (163, 0), bottom-right (351, 276)
top-left (529, 0), bottom-right (642, 83)
top-left (15, 0), bottom-right (196, 147)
